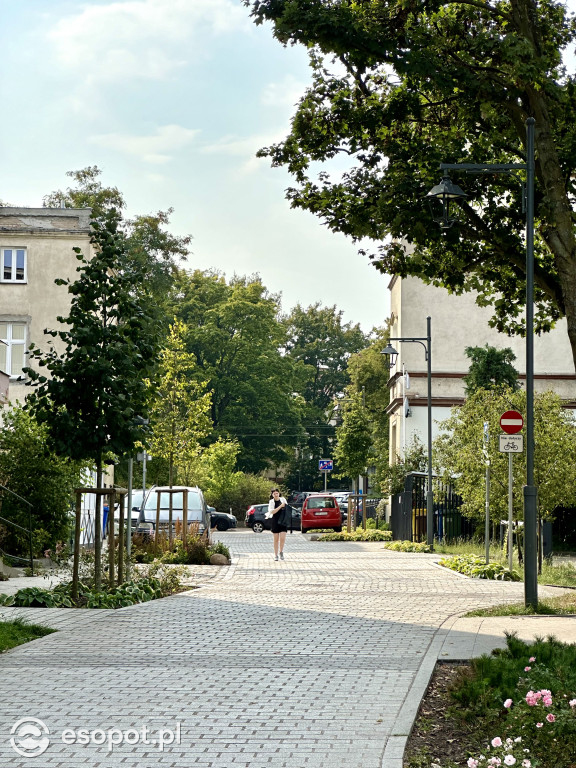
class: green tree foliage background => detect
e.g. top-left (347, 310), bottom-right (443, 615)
top-left (0, 405), bottom-right (85, 557)
top-left (434, 389), bottom-right (576, 525)
top-left (243, 0), bottom-right (576, 368)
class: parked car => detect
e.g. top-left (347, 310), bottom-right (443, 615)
top-left (287, 491), bottom-right (315, 509)
top-left (245, 504), bottom-right (301, 533)
top-left (208, 506), bottom-right (237, 531)
top-left (301, 494), bottom-right (343, 534)
top-left (136, 486), bottom-right (210, 537)
top-left (331, 493), bottom-right (351, 512)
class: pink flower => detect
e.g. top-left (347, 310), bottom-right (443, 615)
top-left (536, 723), bottom-right (543, 728)
top-left (467, 759), bottom-right (479, 768)
top-left (504, 698), bottom-right (513, 708)
top-left (569, 699), bottom-right (576, 708)
top-left (528, 657), bottom-right (535, 662)
top-left (546, 713), bottom-right (555, 723)
top-left (524, 666), bottom-right (531, 672)
top-left (492, 737), bottom-right (503, 747)
top-left (504, 756), bottom-right (516, 766)
top-left (522, 761), bottom-right (531, 768)
top-left (489, 759), bottom-right (502, 766)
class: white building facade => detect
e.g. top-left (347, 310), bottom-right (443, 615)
top-left (387, 275), bottom-right (576, 462)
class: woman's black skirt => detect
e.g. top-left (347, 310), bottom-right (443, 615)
top-left (270, 516), bottom-right (288, 534)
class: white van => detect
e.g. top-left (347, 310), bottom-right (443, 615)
top-left (136, 486), bottom-right (210, 538)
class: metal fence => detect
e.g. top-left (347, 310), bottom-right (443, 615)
top-left (391, 472), bottom-right (476, 543)
top-left (0, 483), bottom-right (34, 570)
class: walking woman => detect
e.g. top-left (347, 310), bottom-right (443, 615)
top-left (268, 489), bottom-right (288, 561)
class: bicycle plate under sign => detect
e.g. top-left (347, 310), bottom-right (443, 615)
top-left (499, 434), bottom-right (524, 453)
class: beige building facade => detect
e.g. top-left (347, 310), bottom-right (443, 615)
top-left (0, 207), bottom-right (92, 406)
top-left (387, 275), bottom-right (576, 462)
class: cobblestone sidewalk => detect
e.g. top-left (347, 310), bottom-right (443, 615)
top-left (0, 532), bottom-right (565, 768)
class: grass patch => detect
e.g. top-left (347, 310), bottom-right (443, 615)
top-left (0, 617), bottom-right (55, 652)
top-left (466, 592), bottom-right (576, 616)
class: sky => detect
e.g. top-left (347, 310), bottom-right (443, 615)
top-left (0, 0), bottom-right (389, 332)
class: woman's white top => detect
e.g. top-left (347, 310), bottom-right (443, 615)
top-left (268, 497), bottom-right (288, 513)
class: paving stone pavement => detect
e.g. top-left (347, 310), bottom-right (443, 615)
top-left (0, 530), bottom-right (569, 768)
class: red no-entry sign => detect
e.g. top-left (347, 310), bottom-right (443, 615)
top-left (500, 410), bottom-right (523, 434)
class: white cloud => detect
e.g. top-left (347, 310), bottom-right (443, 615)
top-left (49, 0), bottom-right (250, 82)
top-left (261, 75), bottom-right (307, 108)
top-left (201, 132), bottom-right (285, 174)
top-left (89, 124), bottom-right (200, 163)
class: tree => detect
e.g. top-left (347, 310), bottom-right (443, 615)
top-left (334, 391), bottom-right (372, 480)
top-left (0, 405), bottom-right (85, 557)
top-left (380, 436), bottom-right (427, 497)
top-left (463, 345), bottom-right (520, 395)
top-left (282, 302), bottom-right (368, 488)
top-left (344, 326), bottom-right (391, 491)
top-left (148, 320), bottom-right (212, 492)
top-left (168, 269), bottom-right (303, 473)
top-left (44, 166), bottom-right (190, 308)
top-left (181, 438), bottom-right (272, 516)
top-left (244, 0), bottom-right (576, 369)
top-left (24, 210), bottom-right (159, 587)
top-left (434, 388), bottom-right (576, 525)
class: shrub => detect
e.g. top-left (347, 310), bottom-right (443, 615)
top-left (0, 572), bottom-right (183, 610)
top-left (449, 635), bottom-right (576, 767)
top-left (383, 540), bottom-right (433, 553)
top-left (319, 529), bottom-right (392, 542)
top-left (131, 534), bottom-right (230, 566)
top-left (439, 553), bottom-right (521, 581)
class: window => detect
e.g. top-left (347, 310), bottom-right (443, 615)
top-left (0, 322), bottom-right (27, 377)
top-left (1, 248), bottom-right (27, 282)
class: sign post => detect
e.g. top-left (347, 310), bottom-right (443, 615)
top-left (318, 459), bottom-right (333, 492)
top-left (500, 411), bottom-right (524, 571)
top-left (483, 422), bottom-right (490, 565)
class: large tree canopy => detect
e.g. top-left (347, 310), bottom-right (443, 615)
top-left (168, 269), bottom-right (303, 473)
top-left (244, 0), bottom-right (576, 369)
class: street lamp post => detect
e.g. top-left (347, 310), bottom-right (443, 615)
top-left (425, 117), bottom-right (537, 608)
top-left (383, 316), bottom-right (434, 547)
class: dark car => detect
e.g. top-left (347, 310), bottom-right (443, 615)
top-left (245, 504), bottom-right (301, 533)
top-left (287, 491), bottom-right (315, 509)
top-left (208, 507), bottom-right (237, 531)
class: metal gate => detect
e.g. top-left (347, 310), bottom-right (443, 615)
top-left (391, 472), bottom-right (475, 542)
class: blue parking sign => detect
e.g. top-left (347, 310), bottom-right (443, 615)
top-left (319, 459), bottom-right (333, 471)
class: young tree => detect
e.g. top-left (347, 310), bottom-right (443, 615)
top-left (148, 320), bottom-right (212, 492)
top-left (380, 437), bottom-right (427, 497)
top-left (244, 0), bottom-right (576, 369)
top-left (334, 391), bottom-right (372, 482)
top-left (24, 210), bottom-right (159, 587)
top-left (0, 405), bottom-right (85, 557)
top-left (463, 345), bottom-right (520, 395)
top-left (344, 327), bottom-right (392, 491)
top-left (434, 388), bottom-right (576, 525)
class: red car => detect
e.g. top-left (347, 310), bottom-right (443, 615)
top-left (301, 494), bottom-right (343, 534)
